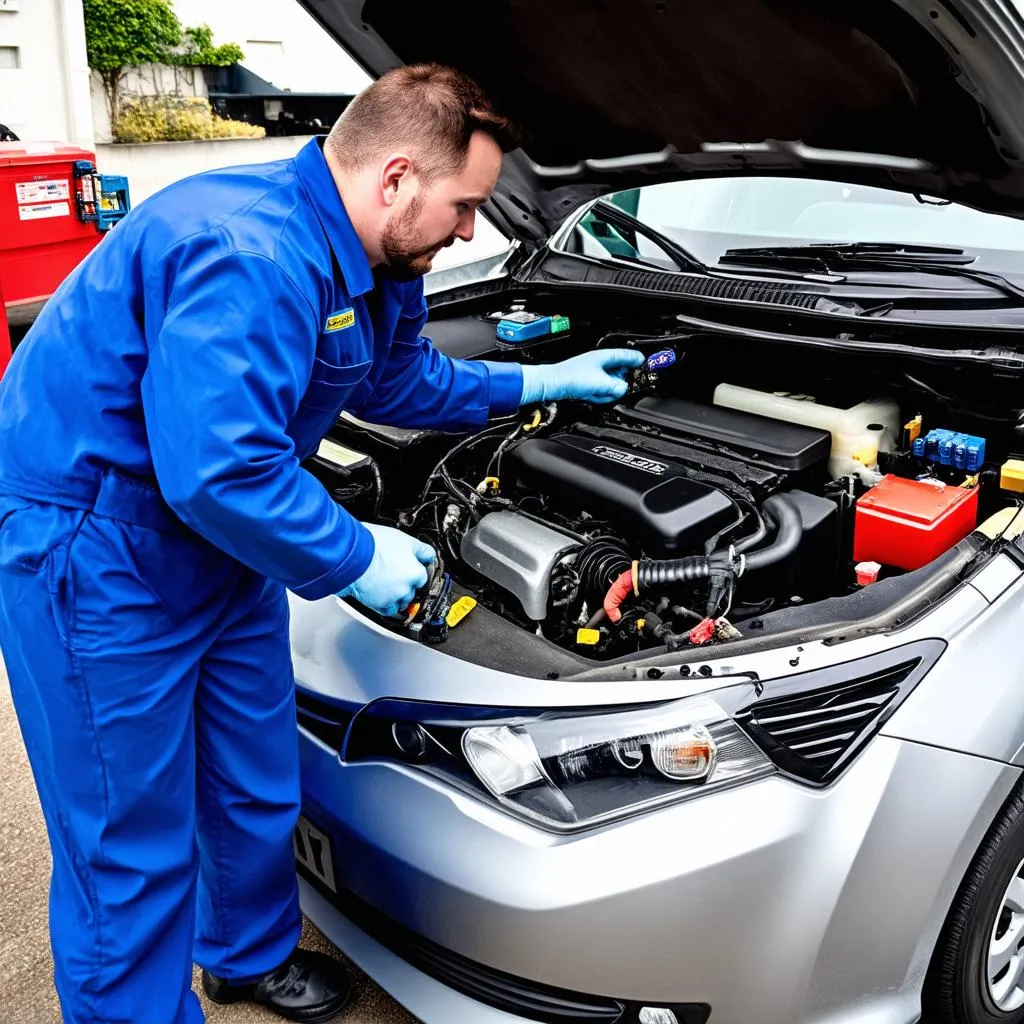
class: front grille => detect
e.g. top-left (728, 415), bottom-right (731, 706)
top-left (739, 659), bottom-right (919, 784)
top-left (299, 864), bottom-right (711, 1024)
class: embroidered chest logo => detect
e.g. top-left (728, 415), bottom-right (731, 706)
top-left (325, 308), bottom-right (355, 332)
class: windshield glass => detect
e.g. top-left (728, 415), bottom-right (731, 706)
top-left (566, 177), bottom-right (1024, 275)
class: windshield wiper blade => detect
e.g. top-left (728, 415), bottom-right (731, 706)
top-left (722, 241), bottom-right (974, 266)
top-left (585, 203), bottom-right (848, 283)
top-left (719, 242), bottom-right (1024, 303)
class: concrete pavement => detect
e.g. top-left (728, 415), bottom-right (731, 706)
top-left (0, 658), bottom-right (416, 1024)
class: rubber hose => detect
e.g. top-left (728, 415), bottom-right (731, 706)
top-left (636, 493), bottom-right (804, 587)
top-left (637, 555), bottom-right (710, 588)
top-left (734, 507), bottom-right (768, 554)
top-left (577, 537), bottom-right (632, 628)
top-left (576, 538), bottom-right (631, 597)
top-left (742, 493), bottom-right (803, 572)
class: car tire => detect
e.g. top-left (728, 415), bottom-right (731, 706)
top-left (924, 781), bottom-right (1024, 1024)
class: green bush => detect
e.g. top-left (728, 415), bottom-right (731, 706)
top-left (113, 96), bottom-right (265, 143)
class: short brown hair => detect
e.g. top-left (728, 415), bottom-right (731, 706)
top-left (326, 63), bottom-right (519, 180)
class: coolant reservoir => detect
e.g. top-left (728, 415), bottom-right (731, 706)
top-left (713, 384), bottom-right (900, 480)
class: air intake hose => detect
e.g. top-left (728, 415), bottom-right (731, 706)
top-left (591, 495), bottom-right (805, 626)
top-left (576, 538), bottom-right (631, 598)
top-left (636, 551), bottom-right (720, 587)
top-left (741, 493), bottom-right (803, 572)
top-left (636, 493), bottom-right (804, 586)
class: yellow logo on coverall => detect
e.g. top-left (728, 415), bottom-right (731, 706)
top-left (325, 309), bottom-right (355, 332)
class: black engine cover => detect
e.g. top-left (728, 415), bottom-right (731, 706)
top-left (506, 432), bottom-right (737, 556)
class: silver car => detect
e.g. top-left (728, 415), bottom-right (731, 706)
top-left (289, 2), bottom-right (1024, 1022)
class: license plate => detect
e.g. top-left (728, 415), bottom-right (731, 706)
top-left (293, 815), bottom-right (336, 893)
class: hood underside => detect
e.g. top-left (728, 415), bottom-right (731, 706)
top-left (300, 0), bottom-right (1024, 237)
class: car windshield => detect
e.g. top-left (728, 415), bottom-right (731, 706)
top-left (566, 177), bottom-right (1024, 276)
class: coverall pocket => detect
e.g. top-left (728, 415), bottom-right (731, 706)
top-left (0, 500), bottom-right (87, 646)
top-left (0, 498), bottom-right (82, 575)
top-left (64, 514), bottom-right (235, 657)
top-left (301, 356), bottom-right (372, 411)
top-left (46, 540), bottom-right (76, 649)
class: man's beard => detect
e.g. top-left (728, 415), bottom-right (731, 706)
top-left (380, 195), bottom-right (447, 281)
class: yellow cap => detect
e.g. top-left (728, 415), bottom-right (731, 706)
top-left (1002, 459), bottom-right (1024, 494)
top-left (445, 596), bottom-right (477, 628)
top-left (851, 444), bottom-right (879, 467)
top-left (636, 619), bottom-right (647, 632)
top-left (904, 415), bottom-right (923, 444)
top-left (576, 628), bottom-right (601, 646)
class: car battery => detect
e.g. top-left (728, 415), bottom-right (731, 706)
top-left (853, 474), bottom-right (979, 570)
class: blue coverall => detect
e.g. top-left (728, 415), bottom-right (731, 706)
top-left (0, 137), bottom-right (524, 1023)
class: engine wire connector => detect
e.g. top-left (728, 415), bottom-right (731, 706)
top-left (689, 617), bottom-right (717, 645)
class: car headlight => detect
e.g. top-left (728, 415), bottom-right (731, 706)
top-left (344, 695), bottom-right (774, 831)
top-left (302, 639), bottom-right (945, 830)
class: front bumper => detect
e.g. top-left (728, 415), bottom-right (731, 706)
top-left (297, 724), bottom-right (1018, 1024)
top-left (299, 878), bottom-right (541, 1024)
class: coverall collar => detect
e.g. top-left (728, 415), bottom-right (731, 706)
top-left (294, 138), bottom-right (375, 297)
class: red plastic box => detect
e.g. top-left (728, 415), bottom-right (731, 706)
top-left (0, 143), bottom-right (102, 317)
top-left (853, 474), bottom-right (979, 570)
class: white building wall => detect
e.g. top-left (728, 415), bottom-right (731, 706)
top-left (0, 0), bottom-right (94, 147)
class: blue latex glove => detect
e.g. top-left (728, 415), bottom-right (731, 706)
top-left (519, 349), bottom-right (646, 405)
top-left (337, 524), bottom-right (436, 619)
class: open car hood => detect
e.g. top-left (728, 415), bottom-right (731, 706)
top-left (299, 0), bottom-right (1024, 241)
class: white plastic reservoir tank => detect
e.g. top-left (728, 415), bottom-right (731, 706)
top-left (712, 383), bottom-right (901, 480)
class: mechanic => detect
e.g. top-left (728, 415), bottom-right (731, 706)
top-left (0, 64), bottom-right (642, 1024)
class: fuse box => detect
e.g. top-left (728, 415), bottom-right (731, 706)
top-left (912, 428), bottom-right (986, 472)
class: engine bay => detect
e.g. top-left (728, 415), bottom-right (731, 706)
top-left (306, 308), bottom-right (1024, 663)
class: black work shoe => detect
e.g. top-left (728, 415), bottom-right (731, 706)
top-left (202, 947), bottom-right (352, 1022)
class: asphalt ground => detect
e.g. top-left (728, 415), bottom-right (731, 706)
top-left (0, 657), bottom-right (417, 1024)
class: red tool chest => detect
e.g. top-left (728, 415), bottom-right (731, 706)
top-left (0, 143), bottom-right (104, 316)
